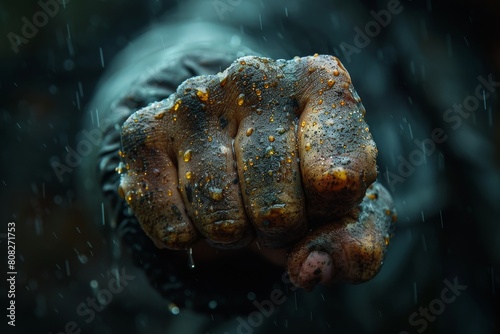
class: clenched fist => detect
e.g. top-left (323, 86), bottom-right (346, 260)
top-left (117, 55), bottom-right (396, 289)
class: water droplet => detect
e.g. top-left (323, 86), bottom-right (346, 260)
top-left (384, 236), bottom-right (390, 246)
top-left (126, 193), bottom-right (133, 203)
top-left (174, 99), bottom-right (182, 111)
top-left (168, 303), bottom-right (180, 315)
top-left (220, 76), bottom-right (227, 87)
top-left (265, 146), bottom-right (275, 156)
top-left (209, 187), bottom-right (223, 201)
top-left (196, 88), bottom-right (209, 102)
top-left (237, 94), bottom-right (245, 106)
top-left (183, 150), bottom-right (192, 162)
top-left (154, 111), bottom-right (166, 119)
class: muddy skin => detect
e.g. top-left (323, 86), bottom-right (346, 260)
top-left (118, 54), bottom-right (394, 289)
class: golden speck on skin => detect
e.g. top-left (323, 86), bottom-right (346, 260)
top-left (168, 189), bottom-right (173, 196)
top-left (196, 88), bottom-right (209, 102)
top-left (286, 156), bottom-right (292, 163)
top-left (268, 135), bottom-right (275, 142)
top-left (154, 111), bottom-right (166, 119)
top-left (185, 171), bottom-right (193, 180)
top-left (249, 159), bottom-right (254, 166)
top-left (246, 128), bottom-right (254, 136)
top-left (313, 53), bottom-right (319, 57)
top-left (305, 143), bottom-right (312, 151)
top-left (126, 194), bottom-right (133, 203)
top-left (327, 79), bottom-right (335, 87)
top-left (332, 103), bottom-right (336, 108)
top-left (118, 150), bottom-right (126, 158)
top-left (301, 121), bottom-right (306, 128)
top-left (209, 187), bottom-right (223, 201)
top-left (183, 150), bottom-right (192, 162)
top-left (118, 185), bottom-right (125, 198)
top-left (384, 236), bottom-right (390, 246)
top-left (174, 99), bottom-right (182, 111)
top-left (340, 100), bottom-right (346, 106)
top-left (264, 83), bottom-right (269, 89)
top-left (318, 99), bottom-right (323, 105)
top-left (220, 76), bottom-right (227, 87)
top-left (343, 82), bottom-right (349, 89)
top-left (240, 60), bottom-right (246, 65)
top-left (269, 116), bottom-right (274, 122)
top-left (207, 136), bottom-right (213, 142)
top-left (255, 89), bottom-right (262, 96)
top-left (237, 94), bottom-right (245, 106)
top-left (333, 69), bottom-right (340, 76)
top-left (313, 122), bottom-right (317, 126)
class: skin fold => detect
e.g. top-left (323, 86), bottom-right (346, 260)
top-left (118, 54), bottom-right (396, 289)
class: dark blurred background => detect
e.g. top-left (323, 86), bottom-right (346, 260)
top-left (1, 0), bottom-right (499, 333)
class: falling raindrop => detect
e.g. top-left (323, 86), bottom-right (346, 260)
top-left (188, 248), bottom-right (195, 269)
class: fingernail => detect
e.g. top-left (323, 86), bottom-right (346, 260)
top-left (298, 251), bottom-right (334, 288)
